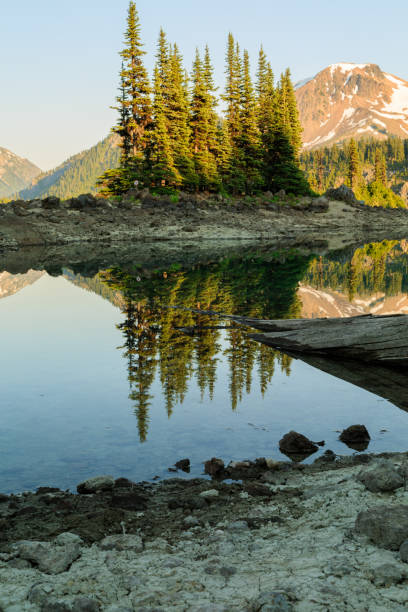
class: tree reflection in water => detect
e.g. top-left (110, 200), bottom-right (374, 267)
top-left (99, 250), bottom-right (309, 441)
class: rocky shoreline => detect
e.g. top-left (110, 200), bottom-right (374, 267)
top-left (2, 190), bottom-right (408, 255)
top-left (3, 452), bottom-right (408, 610)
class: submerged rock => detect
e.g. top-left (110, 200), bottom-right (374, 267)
top-left (355, 505), bottom-right (408, 550)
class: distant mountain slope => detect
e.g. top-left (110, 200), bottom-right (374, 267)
top-left (0, 148), bottom-right (41, 198)
top-left (299, 285), bottom-right (408, 318)
top-left (18, 134), bottom-right (121, 200)
top-left (0, 270), bottom-right (45, 299)
top-left (295, 63), bottom-right (408, 149)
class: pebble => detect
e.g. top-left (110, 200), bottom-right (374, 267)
top-left (199, 489), bottom-right (219, 499)
top-left (227, 520), bottom-right (249, 531)
top-left (98, 535), bottom-right (143, 553)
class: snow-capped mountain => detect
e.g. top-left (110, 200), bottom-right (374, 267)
top-left (0, 148), bottom-right (41, 198)
top-left (295, 63), bottom-right (408, 149)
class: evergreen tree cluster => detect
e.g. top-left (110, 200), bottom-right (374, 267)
top-left (98, 1), bottom-right (310, 197)
top-left (301, 135), bottom-right (408, 208)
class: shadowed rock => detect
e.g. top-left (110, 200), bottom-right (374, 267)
top-left (279, 431), bottom-right (318, 462)
top-left (340, 425), bottom-right (370, 451)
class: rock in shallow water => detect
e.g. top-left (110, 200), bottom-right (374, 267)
top-left (279, 431), bottom-right (318, 461)
top-left (339, 424), bottom-right (370, 451)
top-left (355, 505), bottom-right (408, 550)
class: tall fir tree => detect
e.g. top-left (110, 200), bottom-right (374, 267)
top-left (98, 1), bottom-right (152, 193)
top-left (190, 48), bottom-right (219, 189)
top-left (150, 64), bottom-right (181, 188)
top-left (167, 44), bottom-right (196, 187)
top-left (348, 139), bottom-right (361, 190)
top-left (374, 148), bottom-right (387, 185)
top-left (119, 1), bottom-right (152, 162)
top-left (236, 50), bottom-right (263, 192)
top-left (222, 34), bottom-right (242, 141)
top-left (256, 47), bottom-right (275, 139)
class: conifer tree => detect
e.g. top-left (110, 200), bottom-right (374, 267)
top-left (150, 65), bottom-right (181, 188)
top-left (256, 47), bottom-right (275, 139)
top-left (98, 1), bottom-right (151, 193)
top-left (168, 44), bottom-right (196, 187)
top-left (276, 69), bottom-right (303, 159)
top-left (222, 34), bottom-right (242, 141)
top-left (203, 45), bottom-right (220, 162)
top-left (119, 1), bottom-right (152, 161)
top-left (374, 148), bottom-right (387, 185)
top-left (237, 50), bottom-right (263, 192)
top-left (264, 125), bottom-right (311, 195)
top-left (190, 48), bottom-right (218, 189)
top-left (348, 139), bottom-right (361, 190)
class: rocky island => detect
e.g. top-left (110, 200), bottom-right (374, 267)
top-left (1, 187), bottom-right (408, 257)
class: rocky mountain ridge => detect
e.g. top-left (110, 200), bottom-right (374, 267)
top-left (0, 148), bottom-right (41, 199)
top-left (295, 63), bottom-right (408, 149)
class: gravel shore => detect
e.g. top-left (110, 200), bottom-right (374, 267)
top-left (2, 452), bottom-right (408, 611)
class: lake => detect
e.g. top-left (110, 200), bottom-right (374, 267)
top-left (1, 238), bottom-right (408, 493)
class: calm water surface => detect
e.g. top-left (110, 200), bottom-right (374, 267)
top-left (1, 239), bottom-right (408, 492)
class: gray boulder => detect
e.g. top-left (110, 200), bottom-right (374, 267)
top-left (72, 597), bottom-right (101, 611)
top-left (77, 475), bottom-right (114, 494)
top-left (355, 505), bottom-right (408, 549)
top-left (16, 539), bottom-right (81, 574)
top-left (367, 563), bottom-right (405, 587)
top-left (325, 184), bottom-right (359, 205)
top-left (357, 460), bottom-right (404, 492)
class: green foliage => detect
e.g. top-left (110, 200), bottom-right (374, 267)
top-left (358, 180), bottom-right (405, 208)
top-left (301, 135), bottom-right (408, 209)
top-left (97, 4), bottom-right (310, 198)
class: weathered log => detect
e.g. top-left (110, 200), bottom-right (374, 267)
top-left (171, 307), bottom-right (408, 365)
top-left (248, 314), bottom-right (408, 364)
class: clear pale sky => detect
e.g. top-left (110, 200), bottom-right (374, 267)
top-left (2, 0), bottom-right (408, 171)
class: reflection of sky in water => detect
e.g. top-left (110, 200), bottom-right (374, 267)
top-left (1, 271), bottom-right (408, 493)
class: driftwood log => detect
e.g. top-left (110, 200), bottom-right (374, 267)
top-left (173, 308), bottom-right (408, 365)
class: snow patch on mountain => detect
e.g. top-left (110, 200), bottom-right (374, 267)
top-left (329, 62), bottom-right (370, 75)
top-left (295, 63), bottom-right (408, 148)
